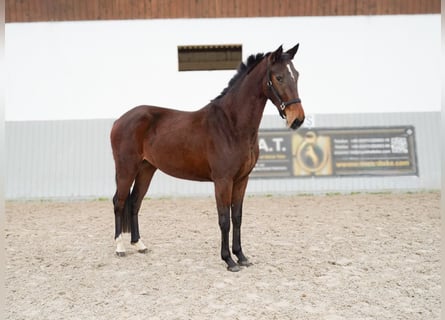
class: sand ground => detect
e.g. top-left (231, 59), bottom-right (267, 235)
top-left (5, 192), bottom-right (440, 319)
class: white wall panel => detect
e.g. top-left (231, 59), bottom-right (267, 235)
top-left (5, 112), bottom-right (440, 200)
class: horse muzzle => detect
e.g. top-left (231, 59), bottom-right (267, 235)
top-left (285, 103), bottom-right (305, 130)
top-left (290, 116), bottom-right (305, 130)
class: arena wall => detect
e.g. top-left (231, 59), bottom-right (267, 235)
top-left (5, 112), bottom-right (440, 200)
top-left (6, 15), bottom-right (440, 121)
top-left (5, 13), bottom-right (440, 200)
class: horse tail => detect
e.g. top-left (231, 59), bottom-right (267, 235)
top-left (121, 192), bottom-right (132, 233)
top-left (113, 173), bottom-right (133, 234)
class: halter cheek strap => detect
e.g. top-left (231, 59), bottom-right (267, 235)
top-left (266, 64), bottom-right (301, 119)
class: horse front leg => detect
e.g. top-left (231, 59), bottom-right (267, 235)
top-left (231, 202), bottom-right (252, 267)
top-left (232, 177), bottom-right (252, 267)
top-left (214, 179), bottom-right (240, 272)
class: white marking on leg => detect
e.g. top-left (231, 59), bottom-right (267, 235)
top-left (286, 63), bottom-right (296, 82)
top-left (115, 234), bottom-right (126, 254)
top-left (132, 239), bottom-right (147, 252)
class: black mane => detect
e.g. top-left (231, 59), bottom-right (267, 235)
top-left (213, 52), bottom-right (268, 100)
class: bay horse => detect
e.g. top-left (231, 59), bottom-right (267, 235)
top-left (110, 44), bottom-right (305, 271)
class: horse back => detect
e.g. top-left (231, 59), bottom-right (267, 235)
top-left (111, 105), bottom-right (213, 180)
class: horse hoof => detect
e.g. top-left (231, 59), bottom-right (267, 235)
top-left (227, 265), bottom-right (241, 272)
top-left (115, 251), bottom-right (126, 257)
top-left (238, 260), bottom-right (253, 267)
top-left (131, 240), bottom-right (147, 254)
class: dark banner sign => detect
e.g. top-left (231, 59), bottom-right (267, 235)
top-left (251, 126), bottom-right (418, 178)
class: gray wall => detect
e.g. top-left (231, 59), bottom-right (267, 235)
top-left (5, 112), bottom-right (440, 200)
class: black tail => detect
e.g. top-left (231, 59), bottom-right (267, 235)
top-left (113, 189), bottom-right (133, 234)
top-left (113, 173), bottom-right (133, 234)
top-left (121, 192), bottom-right (132, 233)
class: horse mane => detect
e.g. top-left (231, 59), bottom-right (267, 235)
top-left (213, 52), bottom-right (269, 100)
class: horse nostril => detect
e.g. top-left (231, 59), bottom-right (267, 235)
top-left (291, 117), bottom-right (305, 130)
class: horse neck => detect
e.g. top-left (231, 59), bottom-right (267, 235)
top-left (221, 62), bottom-right (268, 134)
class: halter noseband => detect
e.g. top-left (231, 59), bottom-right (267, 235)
top-left (266, 63), bottom-right (301, 119)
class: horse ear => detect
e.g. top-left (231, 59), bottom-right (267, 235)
top-left (286, 43), bottom-right (299, 59)
top-left (269, 45), bottom-right (283, 64)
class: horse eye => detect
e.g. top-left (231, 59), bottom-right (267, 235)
top-left (276, 75), bottom-right (283, 82)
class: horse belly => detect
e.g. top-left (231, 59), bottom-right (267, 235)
top-left (158, 163), bottom-right (212, 182)
top-left (143, 143), bottom-right (212, 182)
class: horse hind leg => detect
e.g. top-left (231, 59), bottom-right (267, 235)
top-left (129, 161), bottom-right (157, 254)
top-left (113, 161), bottom-right (140, 256)
top-left (113, 182), bottom-right (133, 257)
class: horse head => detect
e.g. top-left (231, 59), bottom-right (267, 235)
top-left (265, 44), bottom-right (305, 130)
